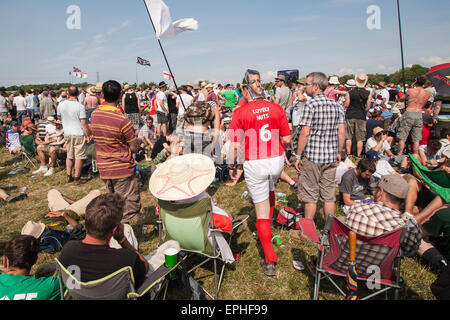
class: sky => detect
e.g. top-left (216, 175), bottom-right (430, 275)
top-left (1, 0), bottom-right (450, 87)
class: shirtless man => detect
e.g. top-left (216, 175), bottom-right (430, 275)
top-left (396, 75), bottom-right (431, 155)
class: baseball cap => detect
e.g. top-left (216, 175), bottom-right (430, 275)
top-left (370, 175), bottom-right (410, 199)
top-left (365, 150), bottom-right (380, 161)
top-left (10, 121), bottom-right (18, 126)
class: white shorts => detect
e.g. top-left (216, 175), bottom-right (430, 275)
top-left (243, 154), bottom-right (285, 204)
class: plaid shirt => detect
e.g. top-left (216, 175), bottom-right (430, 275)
top-left (298, 94), bottom-right (345, 164)
top-left (345, 202), bottom-right (422, 256)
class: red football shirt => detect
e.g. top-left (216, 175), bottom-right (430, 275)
top-left (228, 100), bottom-right (291, 161)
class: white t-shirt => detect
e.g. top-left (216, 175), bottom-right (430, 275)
top-left (0, 95), bottom-right (7, 113)
top-left (196, 92), bottom-right (205, 102)
top-left (176, 93), bottom-right (194, 116)
top-left (13, 96), bottom-right (27, 111)
top-left (156, 91), bottom-right (168, 113)
top-left (45, 123), bottom-right (57, 134)
top-left (373, 160), bottom-right (395, 179)
top-left (375, 89), bottom-right (390, 106)
top-left (366, 137), bottom-right (390, 156)
top-left (292, 93), bottom-right (310, 126)
top-left (57, 100), bottom-right (86, 136)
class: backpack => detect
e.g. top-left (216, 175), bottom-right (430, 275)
top-left (184, 101), bottom-right (213, 125)
top-left (275, 207), bottom-right (305, 230)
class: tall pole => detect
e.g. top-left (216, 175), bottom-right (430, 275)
top-left (136, 64), bottom-right (139, 88)
top-left (397, 0), bottom-right (407, 106)
top-left (143, 0), bottom-right (186, 111)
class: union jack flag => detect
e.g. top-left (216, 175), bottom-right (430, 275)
top-left (137, 57), bottom-right (151, 67)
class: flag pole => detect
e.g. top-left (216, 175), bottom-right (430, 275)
top-left (143, 0), bottom-right (186, 111)
top-left (396, 0), bottom-right (407, 106)
top-left (136, 64), bottom-right (139, 88)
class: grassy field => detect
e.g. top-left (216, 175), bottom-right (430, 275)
top-left (0, 147), bottom-right (438, 300)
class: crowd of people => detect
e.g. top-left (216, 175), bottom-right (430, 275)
top-left (1, 67), bottom-right (450, 300)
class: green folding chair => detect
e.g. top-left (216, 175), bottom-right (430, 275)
top-left (157, 196), bottom-right (248, 300)
top-left (54, 256), bottom-right (186, 300)
top-left (19, 134), bottom-right (38, 168)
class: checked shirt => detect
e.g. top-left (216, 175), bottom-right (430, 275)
top-left (297, 94), bottom-right (345, 164)
top-left (345, 202), bottom-right (422, 256)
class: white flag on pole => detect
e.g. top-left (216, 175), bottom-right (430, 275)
top-left (144, 0), bottom-right (198, 39)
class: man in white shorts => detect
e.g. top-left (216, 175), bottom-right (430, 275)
top-left (228, 69), bottom-right (291, 277)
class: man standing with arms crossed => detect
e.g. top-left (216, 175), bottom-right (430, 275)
top-left (228, 69), bottom-right (291, 277)
top-left (294, 72), bottom-right (346, 222)
top-left (396, 75), bottom-right (431, 155)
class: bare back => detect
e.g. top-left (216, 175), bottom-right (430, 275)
top-left (405, 86), bottom-right (431, 112)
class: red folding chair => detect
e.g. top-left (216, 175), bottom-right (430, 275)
top-left (298, 215), bottom-right (405, 300)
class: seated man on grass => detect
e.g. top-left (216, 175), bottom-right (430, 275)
top-left (366, 126), bottom-right (408, 168)
top-left (417, 139), bottom-right (446, 170)
top-left (33, 120), bottom-right (66, 177)
top-left (0, 235), bottom-right (60, 300)
top-left (339, 158), bottom-right (376, 215)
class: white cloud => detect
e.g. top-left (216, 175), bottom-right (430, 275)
top-left (419, 56), bottom-right (450, 66)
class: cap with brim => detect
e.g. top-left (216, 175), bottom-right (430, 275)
top-left (370, 175), bottom-right (410, 199)
top-left (275, 74), bottom-right (286, 82)
top-left (373, 127), bottom-right (384, 136)
top-left (223, 117), bottom-right (232, 123)
top-left (87, 86), bottom-right (96, 95)
top-left (345, 79), bottom-right (357, 88)
top-left (193, 84), bottom-right (200, 90)
top-left (179, 85), bottom-right (188, 92)
top-left (205, 84), bottom-right (214, 89)
top-left (329, 76), bottom-right (340, 85)
top-left (10, 121), bottom-right (18, 126)
top-left (365, 150), bottom-right (380, 161)
top-left (21, 221), bottom-right (46, 239)
top-left (186, 82), bottom-right (194, 88)
top-left (355, 73), bottom-right (368, 88)
top-left (124, 84), bottom-right (131, 91)
top-left (159, 81), bottom-right (168, 88)
top-left (149, 154), bottom-right (216, 201)
top-left (47, 116), bottom-right (56, 123)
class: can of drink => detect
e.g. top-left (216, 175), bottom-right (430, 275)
top-left (92, 160), bottom-right (98, 173)
top-left (272, 235), bottom-right (282, 246)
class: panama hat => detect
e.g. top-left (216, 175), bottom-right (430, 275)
top-left (355, 73), bottom-right (369, 88)
top-left (124, 84), bottom-right (131, 91)
top-left (94, 82), bottom-right (104, 93)
top-left (21, 221), bottom-right (46, 239)
top-left (205, 83), bottom-right (214, 89)
top-left (47, 116), bottom-right (56, 123)
top-left (329, 76), bottom-right (340, 85)
top-left (345, 79), bottom-right (357, 88)
top-left (297, 77), bottom-right (307, 85)
top-left (373, 127), bottom-right (385, 136)
top-left (391, 106), bottom-right (401, 114)
top-left (87, 86), bottom-right (96, 95)
top-left (149, 154), bottom-right (216, 201)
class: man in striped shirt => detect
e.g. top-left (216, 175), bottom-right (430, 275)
top-left (90, 81), bottom-right (142, 224)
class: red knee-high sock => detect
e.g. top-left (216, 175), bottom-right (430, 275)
top-left (256, 219), bottom-right (278, 263)
top-left (269, 191), bottom-right (275, 220)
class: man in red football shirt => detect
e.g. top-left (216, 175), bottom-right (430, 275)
top-left (228, 69), bottom-right (291, 276)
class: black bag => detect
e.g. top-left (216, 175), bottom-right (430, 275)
top-left (215, 164), bottom-right (230, 182)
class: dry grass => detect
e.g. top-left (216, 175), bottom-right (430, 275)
top-left (0, 147), bottom-right (438, 300)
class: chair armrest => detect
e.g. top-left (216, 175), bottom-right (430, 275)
top-left (130, 255), bottom-right (187, 298)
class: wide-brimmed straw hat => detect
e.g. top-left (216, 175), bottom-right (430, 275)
top-left (21, 221), bottom-right (46, 239)
top-left (124, 84), bottom-right (131, 91)
top-left (87, 86), bottom-right (96, 95)
top-left (355, 73), bottom-right (369, 88)
top-left (149, 154), bottom-right (216, 201)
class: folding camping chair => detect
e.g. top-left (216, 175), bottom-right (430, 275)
top-left (54, 255), bottom-right (186, 300)
top-left (18, 134), bottom-right (38, 168)
top-left (298, 215), bottom-right (406, 300)
top-left (156, 196), bottom-right (248, 300)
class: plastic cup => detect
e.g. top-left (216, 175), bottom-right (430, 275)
top-left (164, 248), bottom-right (179, 279)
